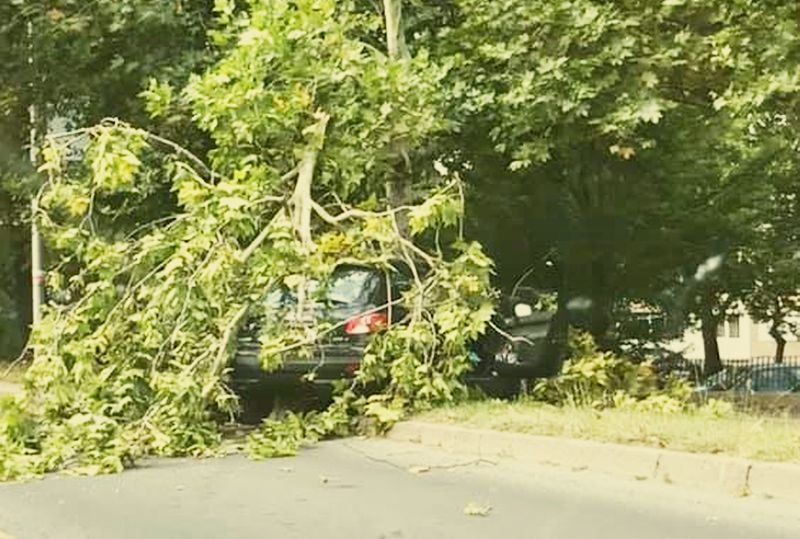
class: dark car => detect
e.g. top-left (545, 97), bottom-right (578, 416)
top-left (231, 262), bottom-right (564, 407)
top-left (696, 364), bottom-right (800, 394)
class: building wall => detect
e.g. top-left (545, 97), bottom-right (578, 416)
top-left (750, 317), bottom-right (800, 358)
top-left (666, 313), bottom-right (800, 360)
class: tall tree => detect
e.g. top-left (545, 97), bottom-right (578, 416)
top-left (425, 0), bottom-right (800, 365)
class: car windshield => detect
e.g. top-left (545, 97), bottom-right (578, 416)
top-left (325, 266), bottom-right (379, 305)
top-left (261, 266), bottom-right (379, 308)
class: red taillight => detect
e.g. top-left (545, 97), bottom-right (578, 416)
top-left (344, 363), bottom-right (359, 376)
top-left (344, 312), bottom-right (388, 335)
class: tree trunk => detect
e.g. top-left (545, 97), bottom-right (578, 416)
top-left (383, 0), bottom-right (411, 234)
top-left (769, 323), bottom-right (786, 364)
top-left (701, 312), bottom-right (723, 376)
top-left (382, 0), bottom-right (407, 59)
top-left (588, 257), bottom-right (613, 346)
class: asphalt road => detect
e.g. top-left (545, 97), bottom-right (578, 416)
top-left (1, 437), bottom-right (799, 539)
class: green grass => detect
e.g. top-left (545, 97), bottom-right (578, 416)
top-left (416, 399), bottom-right (800, 463)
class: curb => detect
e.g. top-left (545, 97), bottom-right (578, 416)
top-left (387, 421), bottom-right (800, 502)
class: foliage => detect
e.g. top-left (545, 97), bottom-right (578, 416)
top-left (0, 0), bottom-right (218, 358)
top-left (245, 412), bottom-right (320, 459)
top-left (531, 331), bottom-right (657, 408)
top-left (0, 0), bottom-right (495, 480)
top-left (739, 116), bottom-right (800, 359)
top-left (245, 231), bottom-right (496, 455)
top-left (430, 0), bottom-right (800, 353)
top-left (6, 0), bottom-right (800, 478)
top-left (529, 330), bottom-right (737, 416)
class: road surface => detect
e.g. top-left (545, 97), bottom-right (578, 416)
top-left (1, 437), bottom-right (799, 539)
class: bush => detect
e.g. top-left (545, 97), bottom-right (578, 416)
top-left (530, 330), bottom-right (696, 411)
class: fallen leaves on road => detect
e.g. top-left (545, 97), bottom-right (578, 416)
top-left (463, 502), bottom-right (492, 517)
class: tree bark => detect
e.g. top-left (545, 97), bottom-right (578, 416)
top-left (382, 0), bottom-right (407, 59)
top-left (769, 322), bottom-right (786, 364)
top-left (290, 112), bottom-right (330, 251)
top-left (383, 0), bottom-right (411, 235)
top-left (588, 257), bottom-right (613, 346)
top-left (700, 311), bottom-right (723, 376)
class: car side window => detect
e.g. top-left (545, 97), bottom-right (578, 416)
top-left (751, 369), bottom-right (799, 392)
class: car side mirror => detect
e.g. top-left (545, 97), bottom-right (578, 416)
top-left (514, 303), bottom-right (534, 318)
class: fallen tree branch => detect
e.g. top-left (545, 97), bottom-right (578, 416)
top-left (239, 209), bottom-right (287, 263)
top-left (291, 112), bottom-right (331, 250)
top-left (238, 169), bottom-right (299, 262)
top-left (310, 200), bottom-right (416, 225)
top-left (213, 304), bottom-right (250, 376)
top-left (391, 210), bottom-right (424, 324)
top-left (488, 320), bottom-right (537, 347)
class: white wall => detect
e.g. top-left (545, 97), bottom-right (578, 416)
top-left (665, 314), bottom-right (752, 360)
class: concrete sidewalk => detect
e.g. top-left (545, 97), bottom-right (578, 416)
top-left (387, 421), bottom-right (800, 502)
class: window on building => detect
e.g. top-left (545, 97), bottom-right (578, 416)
top-left (727, 315), bottom-right (740, 338)
top-left (717, 321), bottom-right (726, 337)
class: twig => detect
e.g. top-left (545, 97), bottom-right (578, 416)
top-left (174, 161), bottom-right (215, 190)
top-left (279, 166), bottom-right (301, 184)
top-left (456, 178), bottom-right (465, 241)
top-left (152, 245), bottom-right (220, 371)
top-left (510, 266), bottom-right (537, 300)
top-left (44, 126), bottom-right (92, 141)
top-left (1, 347), bottom-right (31, 379)
top-left (106, 120), bottom-right (218, 184)
top-left (145, 131), bottom-right (217, 182)
top-left (48, 120), bottom-right (219, 184)
top-left (488, 320), bottom-right (537, 347)
top-left (397, 237), bottom-right (437, 268)
top-left (78, 186), bottom-right (98, 234)
top-left (250, 195), bottom-right (289, 206)
top-left (390, 211), bottom-right (424, 324)
top-left (238, 169), bottom-right (298, 262)
top-left (94, 257), bottom-right (172, 337)
top-left (240, 209), bottom-right (286, 262)
top-left (310, 200), bottom-right (416, 225)
top-left (124, 214), bottom-right (187, 241)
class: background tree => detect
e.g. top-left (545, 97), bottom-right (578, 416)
top-left (424, 0), bottom-right (800, 369)
top-left (0, 0), bottom-right (216, 357)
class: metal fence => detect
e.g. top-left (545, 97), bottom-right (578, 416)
top-left (658, 356), bottom-right (800, 391)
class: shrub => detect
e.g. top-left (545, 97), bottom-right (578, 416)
top-left (530, 331), bottom-right (657, 408)
top-left (530, 330), bottom-right (699, 411)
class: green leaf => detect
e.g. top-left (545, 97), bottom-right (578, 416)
top-left (637, 100), bottom-right (663, 124)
